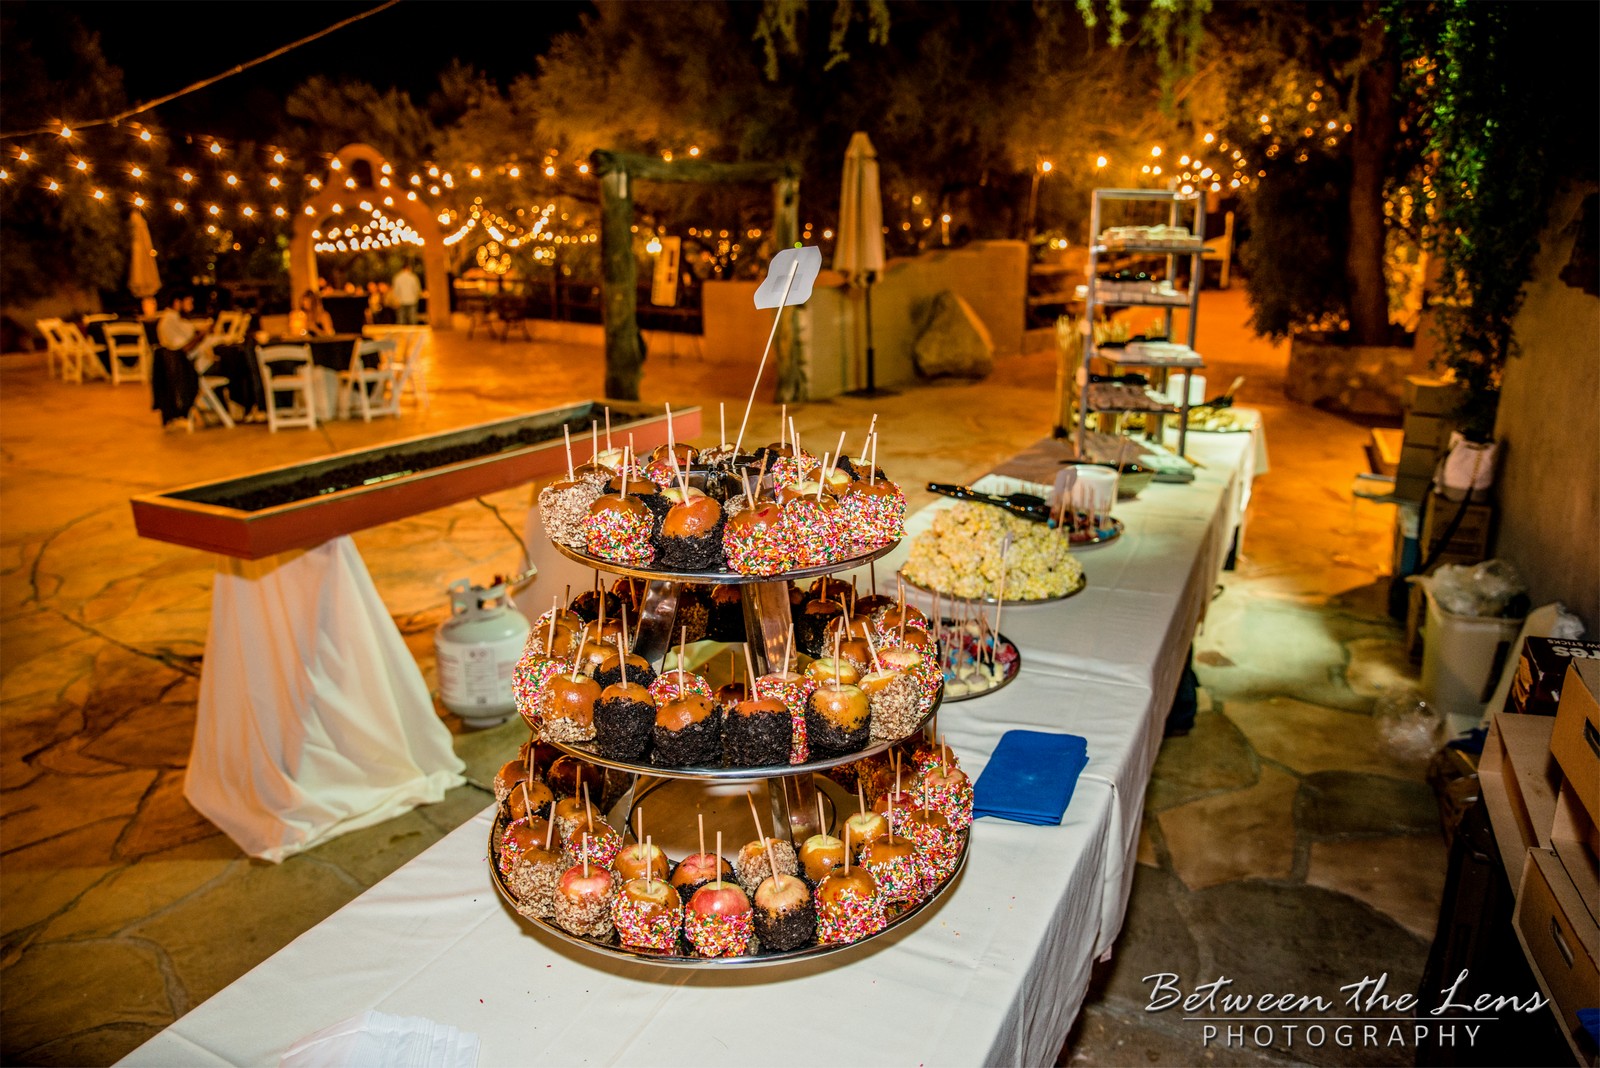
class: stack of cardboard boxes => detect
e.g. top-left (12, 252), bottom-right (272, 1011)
top-left (1480, 644), bottom-right (1600, 1064)
top-left (1393, 376), bottom-right (1500, 657)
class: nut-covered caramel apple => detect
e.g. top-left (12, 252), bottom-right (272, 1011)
top-left (552, 858), bottom-right (616, 937)
top-left (543, 672), bottom-right (600, 744)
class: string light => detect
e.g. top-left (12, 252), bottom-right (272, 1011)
top-left (139, 130), bottom-right (152, 142)
top-left (58, 126), bottom-right (71, 138)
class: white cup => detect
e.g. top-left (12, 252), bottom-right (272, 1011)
top-left (1068, 466), bottom-right (1119, 533)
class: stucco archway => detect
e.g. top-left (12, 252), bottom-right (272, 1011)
top-left (289, 144), bottom-right (453, 330)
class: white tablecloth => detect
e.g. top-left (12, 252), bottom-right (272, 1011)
top-left (185, 536), bottom-right (465, 862)
top-left (129, 422), bottom-right (1261, 1066)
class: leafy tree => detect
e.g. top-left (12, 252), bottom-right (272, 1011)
top-left (0, 9), bottom-right (131, 303)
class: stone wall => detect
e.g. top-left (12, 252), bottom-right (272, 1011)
top-left (1284, 334), bottom-right (1420, 417)
top-left (1491, 185), bottom-right (1600, 632)
top-left (702, 240), bottom-right (1028, 399)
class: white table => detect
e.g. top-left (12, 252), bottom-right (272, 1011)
top-left (125, 420), bottom-right (1262, 1067)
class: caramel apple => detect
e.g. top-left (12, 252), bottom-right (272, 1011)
top-left (614, 840), bottom-right (672, 883)
top-left (587, 493), bottom-right (655, 564)
top-left (544, 755), bottom-right (594, 800)
top-left (723, 695), bottom-right (792, 767)
top-left (722, 500), bottom-right (796, 576)
top-left (652, 694), bottom-right (721, 767)
top-left (506, 779), bottom-right (554, 822)
top-left (594, 649), bottom-right (654, 690)
top-left (543, 672), bottom-right (600, 743)
top-left (805, 656), bottom-right (860, 687)
top-left (685, 879), bottom-right (755, 957)
top-left (669, 851), bottom-right (734, 898)
top-left (795, 599), bottom-right (843, 659)
top-left (733, 836), bottom-right (799, 896)
top-left (553, 861), bottom-right (617, 937)
top-left (506, 837), bottom-right (563, 917)
top-left (538, 478), bottom-right (605, 548)
top-left (593, 680), bottom-right (656, 761)
top-left (805, 681), bottom-right (871, 754)
top-left (655, 494), bottom-right (725, 570)
top-left (799, 831), bottom-right (847, 882)
top-left (916, 763), bottom-right (974, 830)
top-left (649, 442), bottom-right (698, 467)
top-left (859, 832), bottom-right (925, 906)
top-left (497, 815), bottom-right (553, 875)
top-left (613, 876), bottom-right (682, 951)
top-left (815, 865), bottom-right (885, 944)
top-left (843, 809), bottom-right (890, 855)
top-left (659, 484), bottom-right (707, 504)
top-left (754, 873), bottom-right (816, 951)
top-left (859, 667), bottom-right (922, 741)
top-left (713, 680), bottom-right (748, 709)
top-left (492, 758), bottom-right (528, 804)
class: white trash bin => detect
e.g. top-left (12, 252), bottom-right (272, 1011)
top-left (1418, 583), bottom-right (1524, 734)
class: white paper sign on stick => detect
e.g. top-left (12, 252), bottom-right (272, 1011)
top-left (753, 246), bottom-right (823, 309)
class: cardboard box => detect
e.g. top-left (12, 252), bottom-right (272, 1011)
top-left (1420, 491), bottom-right (1495, 563)
top-left (1405, 374), bottom-right (1466, 416)
top-left (1396, 442), bottom-right (1442, 479)
top-left (1402, 411), bottom-right (1454, 451)
top-left (1553, 659), bottom-right (1600, 825)
top-left (1508, 637), bottom-right (1600, 716)
top-left (1552, 779), bottom-right (1599, 928)
top-left (1514, 849), bottom-right (1600, 1066)
top-left (1479, 713), bottom-right (1561, 878)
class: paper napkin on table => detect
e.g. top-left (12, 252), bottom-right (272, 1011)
top-left (972, 730), bottom-right (1090, 825)
top-left (280, 1010), bottom-right (480, 1068)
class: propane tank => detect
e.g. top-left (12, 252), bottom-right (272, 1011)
top-left (435, 571), bottom-right (533, 728)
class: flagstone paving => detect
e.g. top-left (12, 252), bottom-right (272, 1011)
top-left (1, 290), bottom-right (1441, 1066)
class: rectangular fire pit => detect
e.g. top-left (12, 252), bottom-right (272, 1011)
top-left (131, 400), bottom-right (700, 559)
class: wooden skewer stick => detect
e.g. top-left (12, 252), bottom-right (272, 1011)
top-left (635, 804), bottom-right (644, 848)
top-left (779, 403), bottom-right (787, 449)
top-left (569, 624), bottom-right (589, 678)
top-left (785, 624), bottom-right (795, 674)
top-left (582, 833), bottom-right (590, 879)
top-left (591, 420), bottom-right (599, 463)
top-left (698, 812), bottom-right (706, 860)
top-left (715, 831), bottom-right (724, 888)
top-left (733, 257), bottom-right (801, 457)
top-left (546, 595), bottom-right (559, 652)
top-left (563, 425), bottom-right (574, 480)
top-left (665, 402), bottom-right (675, 454)
top-left (719, 401), bottom-right (726, 446)
top-left (604, 407), bottom-right (612, 451)
top-left (815, 453), bottom-right (830, 500)
top-left (857, 779), bottom-right (866, 817)
top-left (545, 804), bottom-right (556, 850)
top-left (816, 793), bottom-right (827, 839)
top-left (646, 834), bottom-right (655, 892)
top-left (746, 790), bottom-right (765, 841)
top-left (863, 625), bottom-right (883, 673)
top-left (764, 833), bottom-right (784, 892)
top-left (843, 825), bottom-right (851, 875)
top-left (677, 626), bottom-right (688, 685)
top-left (744, 642), bottom-right (761, 701)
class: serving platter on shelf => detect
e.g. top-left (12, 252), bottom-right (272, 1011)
top-left (487, 809), bottom-right (969, 969)
top-left (899, 569), bottom-right (1087, 606)
top-left (936, 630), bottom-right (1020, 703)
top-left (541, 691), bottom-right (943, 782)
top-left (551, 538), bottom-right (900, 585)
top-left (1064, 516), bottom-right (1123, 548)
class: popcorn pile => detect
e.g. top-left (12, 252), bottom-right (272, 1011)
top-left (901, 502), bottom-right (1084, 600)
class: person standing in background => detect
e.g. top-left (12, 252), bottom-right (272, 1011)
top-left (391, 262), bottom-right (422, 325)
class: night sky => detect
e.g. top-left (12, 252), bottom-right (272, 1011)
top-left (65, 1), bottom-right (592, 131)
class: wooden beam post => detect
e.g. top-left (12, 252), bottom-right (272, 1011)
top-left (597, 160), bottom-right (643, 400)
top-left (773, 174), bottom-right (808, 403)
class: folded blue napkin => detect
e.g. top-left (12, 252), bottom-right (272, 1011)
top-left (972, 730), bottom-right (1090, 825)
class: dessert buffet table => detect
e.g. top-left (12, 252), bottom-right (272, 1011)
top-left (122, 417), bottom-right (1263, 1067)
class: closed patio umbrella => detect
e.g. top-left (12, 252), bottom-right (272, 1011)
top-left (834, 132), bottom-right (890, 395)
top-left (128, 210), bottom-right (161, 314)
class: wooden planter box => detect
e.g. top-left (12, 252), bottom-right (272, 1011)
top-left (130, 401), bottom-right (700, 560)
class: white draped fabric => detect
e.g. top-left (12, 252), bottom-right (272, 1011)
top-left (185, 536), bottom-right (465, 862)
top-left (131, 420), bottom-right (1262, 1066)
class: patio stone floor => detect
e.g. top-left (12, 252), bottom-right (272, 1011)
top-left (0, 290), bottom-right (1437, 1066)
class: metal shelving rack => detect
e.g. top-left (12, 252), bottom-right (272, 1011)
top-left (1076, 188), bottom-right (1207, 460)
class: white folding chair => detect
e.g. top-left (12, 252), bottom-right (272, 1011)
top-left (338, 340), bottom-right (398, 421)
top-left (212, 310), bottom-right (250, 345)
top-left (102, 322), bottom-right (152, 386)
top-left (54, 323), bottom-right (109, 384)
top-left (35, 319), bottom-right (66, 378)
top-left (366, 325), bottom-right (430, 407)
top-left (256, 344), bottom-right (317, 432)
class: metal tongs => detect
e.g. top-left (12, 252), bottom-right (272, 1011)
top-left (926, 483), bottom-right (1058, 527)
